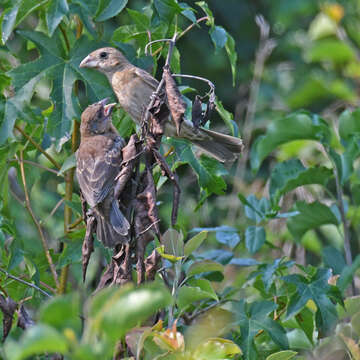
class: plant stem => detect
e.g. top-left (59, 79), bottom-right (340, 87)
top-left (178, 16), bottom-right (209, 39)
top-left (14, 124), bottom-right (61, 170)
top-left (18, 151), bottom-right (59, 288)
top-left (0, 268), bottom-right (52, 298)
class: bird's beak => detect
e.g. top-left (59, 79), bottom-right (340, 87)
top-left (80, 55), bottom-right (98, 68)
top-left (104, 103), bottom-right (116, 116)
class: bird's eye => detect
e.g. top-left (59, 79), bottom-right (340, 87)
top-left (99, 52), bottom-right (108, 59)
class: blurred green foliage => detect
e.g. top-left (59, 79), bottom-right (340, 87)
top-left (1, 0), bottom-right (360, 359)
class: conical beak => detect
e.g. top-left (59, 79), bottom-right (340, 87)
top-left (80, 55), bottom-right (98, 68)
top-left (104, 103), bottom-right (116, 116)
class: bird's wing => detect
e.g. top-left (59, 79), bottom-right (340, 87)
top-left (76, 136), bottom-right (123, 208)
top-left (133, 67), bottom-right (159, 91)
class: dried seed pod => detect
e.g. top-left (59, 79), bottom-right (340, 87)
top-left (163, 66), bottom-right (186, 135)
top-left (191, 95), bottom-right (203, 129)
top-left (0, 295), bottom-right (17, 341)
top-left (203, 94), bottom-right (215, 126)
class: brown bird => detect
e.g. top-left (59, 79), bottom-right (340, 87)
top-left (80, 47), bottom-right (243, 162)
top-left (76, 98), bottom-right (130, 247)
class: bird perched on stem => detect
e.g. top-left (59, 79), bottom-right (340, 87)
top-left (80, 47), bottom-right (243, 162)
top-left (76, 98), bottom-right (130, 247)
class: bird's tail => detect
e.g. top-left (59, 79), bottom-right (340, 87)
top-left (185, 126), bottom-right (243, 163)
top-left (96, 200), bottom-right (130, 247)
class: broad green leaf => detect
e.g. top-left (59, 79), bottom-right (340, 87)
top-left (38, 293), bottom-right (81, 334)
top-left (58, 153), bottom-right (77, 175)
top-left (198, 249), bottom-right (234, 265)
top-left (192, 338), bottom-right (242, 359)
top-left (177, 285), bottom-right (215, 311)
top-left (57, 239), bottom-right (82, 268)
top-left (0, 31), bottom-right (112, 146)
top-left (126, 9), bottom-right (150, 30)
top-left (269, 159), bottom-right (332, 205)
top-left (322, 246), bottom-right (346, 275)
top-left (195, 1), bottom-right (214, 26)
top-left (187, 278), bottom-right (218, 301)
top-left (306, 39), bottom-right (355, 64)
top-left (154, 0), bottom-right (183, 21)
top-left (339, 109), bottom-right (360, 141)
top-left (283, 268), bottom-right (339, 332)
top-left (266, 350), bottom-right (297, 360)
top-left (245, 226), bottom-right (266, 254)
top-left (86, 283), bottom-right (172, 342)
top-left (180, 4), bottom-right (197, 23)
top-left (5, 324), bottom-right (69, 360)
top-left (95, 0), bottom-right (128, 22)
top-left (286, 329), bottom-right (313, 350)
top-left (215, 98), bottom-right (237, 136)
top-left (187, 260), bottom-right (224, 277)
top-left (338, 255), bottom-right (360, 292)
top-left (239, 194), bottom-right (270, 223)
top-left (210, 25), bottom-right (227, 49)
top-left (1, 0), bottom-right (47, 44)
top-left (169, 139), bottom-right (227, 195)
top-left (287, 201), bottom-right (339, 241)
top-left (250, 111), bottom-right (331, 172)
top-left (184, 231), bottom-right (208, 257)
top-left (162, 228), bottom-right (184, 257)
top-left (234, 300), bottom-right (288, 358)
top-left (309, 13), bottom-right (337, 40)
top-left (46, 0), bottom-right (69, 37)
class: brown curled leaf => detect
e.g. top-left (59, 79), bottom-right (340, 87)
top-left (17, 305), bottom-right (34, 330)
top-left (145, 250), bottom-right (161, 281)
top-left (192, 95), bottom-right (203, 129)
top-left (0, 295), bottom-right (17, 341)
top-left (203, 95), bottom-right (215, 126)
top-left (163, 66), bottom-right (186, 136)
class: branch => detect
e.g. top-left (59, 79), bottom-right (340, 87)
top-left (18, 151), bottom-right (59, 288)
top-left (178, 16), bottom-right (209, 39)
top-left (0, 268), bottom-right (52, 298)
top-left (9, 158), bottom-right (61, 176)
top-left (14, 124), bottom-right (61, 170)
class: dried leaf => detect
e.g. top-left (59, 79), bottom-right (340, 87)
top-left (163, 66), bottom-right (186, 135)
top-left (17, 305), bottom-right (35, 330)
top-left (145, 250), bottom-right (161, 281)
top-left (0, 295), bottom-right (17, 341)
top-left (203, 95), bottom-right (215, 125)
top-left (192, 95), bottom-right (203, 129)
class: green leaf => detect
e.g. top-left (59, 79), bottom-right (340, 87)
top-left (225, 32), bottom-right (237, 86)
top-left (187, 278), bottom-right (218, 301)
top-left (187, 260), bottom-right (224, 277)
top-left (266, 350), bottom-right (297, 360)
top-left (87, 283), bottom-right (172, 342)
top-left (195, 1), bottom-right (214, 27)
top-left (46, 0), bottom-right (69, 37)
top-left (287, 201), bottom-right (339, 241)
top-left (306, 39), bottom-right (355, 64)
top-left (245, 226), bottom-right (266, 254)
top-left (126, 9), bottom-right (150, 30)
top-left (322, 246), bottom-right (346, 275)
top-left (58, 153), bottom-right (77, 176)
top-left (184, 231), bottom-right (208, 257)
top-left (239, 194), bottom-right (270, 223)
top-left (338, 255), bottom-right (360, 292)
top-left (192, 338), bottom-right (242, 359)
top-left (1, 0), bottom-right (47, 44)
top-left (250, 111), bottom-right (331, 172)
top-left (170, 139), bottom-right (227, 195)
top-left (95, 0), bottom-right (128, 22)
top-left (5, 324), bottom-right (69, 360)
top-left (283, 268), bottom-right (339, 332)
top-left (177, 285), bottom-right (216, 311)
top-left (286, 329), bottom-right (313, 350)
top-left (210, 25), bottom-right (227, 49)
top-left (154, 0), bottom-right (183, 21)
top-left (57, 239), bottom-right (82, 268)
top-left (215, 98), bottom-right (237, 136)
top-left (234, 300), bottom-right (288, 358)
top-left (339, 109), bottom-right (360, 141)
top-left (162, 228), bottom-right (184, 257)
top-left (38, 293), bottom-right (81, 334)
top-left (0, 31), bottom-right (112, 146)
top-left (269, 159), bottom-right (332, 205)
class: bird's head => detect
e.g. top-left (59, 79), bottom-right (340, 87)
top-left (79, 47), bottom-right (129, 75)
top-left (80, 98), bottom-right (116, 136)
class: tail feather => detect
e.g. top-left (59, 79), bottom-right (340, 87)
top-left (110, 199), bottom-right (130, 235)
top-left (191, 128), bottom-right (243, 163)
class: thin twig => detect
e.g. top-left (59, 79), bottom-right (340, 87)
top-left (178, 16), bottom-right (209, 39)
top-left (41, 198), bottom-right (65, 225)
top-left (0, 268), bottom-right (52, 298)
top-left (18, 151), bottom-right (59, 288)
top-left (185, 299), bottom-right (230, 322)
top-left (172, 74), bottom-right (215, 95)
top-left (145, 38), bottom-right (173, 56)
top-left (9, 158), bottom-right (61, 176)
top-left (14, 124), bottom-right (61, 170)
